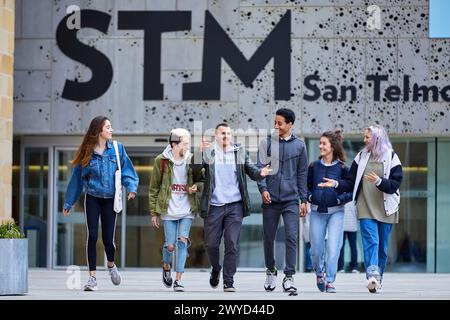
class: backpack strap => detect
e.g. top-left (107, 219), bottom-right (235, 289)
top-left (161, 158), bottom-right (166, 183)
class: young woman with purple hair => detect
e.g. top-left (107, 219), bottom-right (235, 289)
top-left (318, 125), bottom-right (403, 294)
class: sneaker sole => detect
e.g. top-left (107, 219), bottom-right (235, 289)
top-left (174, 288), bottom-right (185, 292)
top-left (84, 286), bottom-right (97, 291)
top-left (224, 288), bottom-right (236, 292)
top-left (264, 285), bottom-right (276, 292)
top-left (111, 277), bottom-right (121, 286)
top-left (283, 287), bottom-right (297, 293)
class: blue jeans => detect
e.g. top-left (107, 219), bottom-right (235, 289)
top-left (310, 209), bottom-right (344, 283)
top-left (162, 218), bottom-right (193, 273)
top-left (359, 218), bottom-right (393, 281)
top-left (305, 242), bottom-right (313, 271)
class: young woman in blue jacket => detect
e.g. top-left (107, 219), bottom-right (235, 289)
top-left (307, 130), bottom-right (352, 293)
top-left (63, 116), bottom-right (139, 291)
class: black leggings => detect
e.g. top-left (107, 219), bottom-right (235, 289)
top-left (85, 194), bottom-right (117, 271)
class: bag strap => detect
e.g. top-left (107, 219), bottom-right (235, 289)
top-left (161, 158), bottom-right (166, 183)
top-left (113, 140), bottom-right (122, 172)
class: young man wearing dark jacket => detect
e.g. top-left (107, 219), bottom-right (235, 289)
top-left (257, 108), bottom-right (309, 293)
top-left (193, 123), bottom-right (271, 292)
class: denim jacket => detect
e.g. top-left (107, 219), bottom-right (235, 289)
top-left (63, 140), bottom-right (139, 210)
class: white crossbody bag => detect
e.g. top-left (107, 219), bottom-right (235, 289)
top-left (113, 140), bottom-right (123, 213)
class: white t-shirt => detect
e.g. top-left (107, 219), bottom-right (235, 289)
top-left (163, 162), bottom-right (194, 220)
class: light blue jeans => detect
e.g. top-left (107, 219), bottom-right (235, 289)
top-left (359, 218), bottom-right (393, 282)
top-left (310, 209), bottom-right (344, 283)
top-left (162, 218), bottom-right (193, 273)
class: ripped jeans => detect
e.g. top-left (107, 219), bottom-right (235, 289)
top-left (162, 218), bottom-right (193, 273)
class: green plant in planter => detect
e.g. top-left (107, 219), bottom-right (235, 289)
top-left (0, 221), bottom-right (24, 239)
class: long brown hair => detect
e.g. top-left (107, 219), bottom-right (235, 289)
top-left (320, 129), bottom-right (346, 163)
top-left (72, 116), bottom-right (109, 167)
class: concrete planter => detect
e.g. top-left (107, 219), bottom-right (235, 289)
top-left (0, 239), bottom-right (28, 295)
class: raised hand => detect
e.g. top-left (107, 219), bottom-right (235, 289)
top-left (200, 137), bottom-right (211, 152)
top-left (317, 177), bottom-right (336, 188)
top-left (260, 165), bottom-right (272, 178)
top-left (364, 171), bottom-right (379, 183)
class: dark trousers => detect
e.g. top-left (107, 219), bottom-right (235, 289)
top-left (338, 231), bottom-right (358, 271)
top-left (262, 201), bottom-right (299, 276)
top-left (85, 194), bottom-right (117, 271)
top-left (204, 201), bottom-right (243, 287)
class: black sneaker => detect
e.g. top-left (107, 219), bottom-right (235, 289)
top-left (223, 284), bottom-right (236, 292)
top-left (209, 267), bottom-right (221, 288)
top-left (162, 266), bottom-right (173, 288)
top-left (173, 280), bottom-right (185, 292)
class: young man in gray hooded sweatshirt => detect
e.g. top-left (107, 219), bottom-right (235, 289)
top-left (257, 108), bottom-right (309, 293)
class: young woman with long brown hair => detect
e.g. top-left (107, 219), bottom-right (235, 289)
top-left (307, 130), bottom-right (352, 293)
top-left (63, 116), bottom-right (139, 291)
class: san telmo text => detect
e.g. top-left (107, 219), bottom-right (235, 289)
top-left (304, 74), bottom-right (450, 103)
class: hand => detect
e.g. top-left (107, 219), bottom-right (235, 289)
top-left (188, 184), bottom-right (198, 194)
top-left (299, 203), bottom-right (308, 217)
top-left (364, 171), bottom-right (379, 184)
top-left (261, 191), bottom-right (272, 204)
top-left (151, 216), bottom-right (160, 229)
top-left (200, 138), bottom-right (211, 152)
top-left (260, 165), bottom-right (272, 178)
top-left (127, 192), bottom-right (136, 200)
top-left (63, 208), bottom-right (71, 216)
top-left (318, 177), bottom-right (336, 188)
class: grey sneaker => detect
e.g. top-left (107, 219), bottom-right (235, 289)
top-left (173, 280), bottom-right (185, 292)
top-left (108, 264), bottom-right (121, 286)
top-left (83, 276), bottom-right (98, 291)
top-left (316, 273), bottom-right (326, 292)
top-left (282, 276), bottom-right (297, 293)
top-left (264, 268), bottom-right (277, 292)
top-left (326, 282), bottom-right (336, 293)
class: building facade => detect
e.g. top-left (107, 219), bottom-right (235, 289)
top-left (0, 0), bottom-right (14, 224)
top-left (12, 0), bottom-right (450, 272)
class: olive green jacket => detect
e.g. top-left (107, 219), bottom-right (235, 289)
top-left (149, 153), bottom-right (203, 216)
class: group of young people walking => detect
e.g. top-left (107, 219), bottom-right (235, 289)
top-left (63, 109), bottom-right (402, 295)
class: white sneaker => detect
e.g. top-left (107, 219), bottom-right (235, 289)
top-left (83, 276), bottom-right (98, 291)
top-left (376, 283), bottom-right (383, 293)
top-left (108, 264), bottom-right (121, 286)
top-left (282, 276), bottom-right (297, 292)
top-left (264, 268), bottom-right (277, 292)
top-left (367, 276), bottom-right (378, 293)
top-left (351, 269), bottom-right (360, 273)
